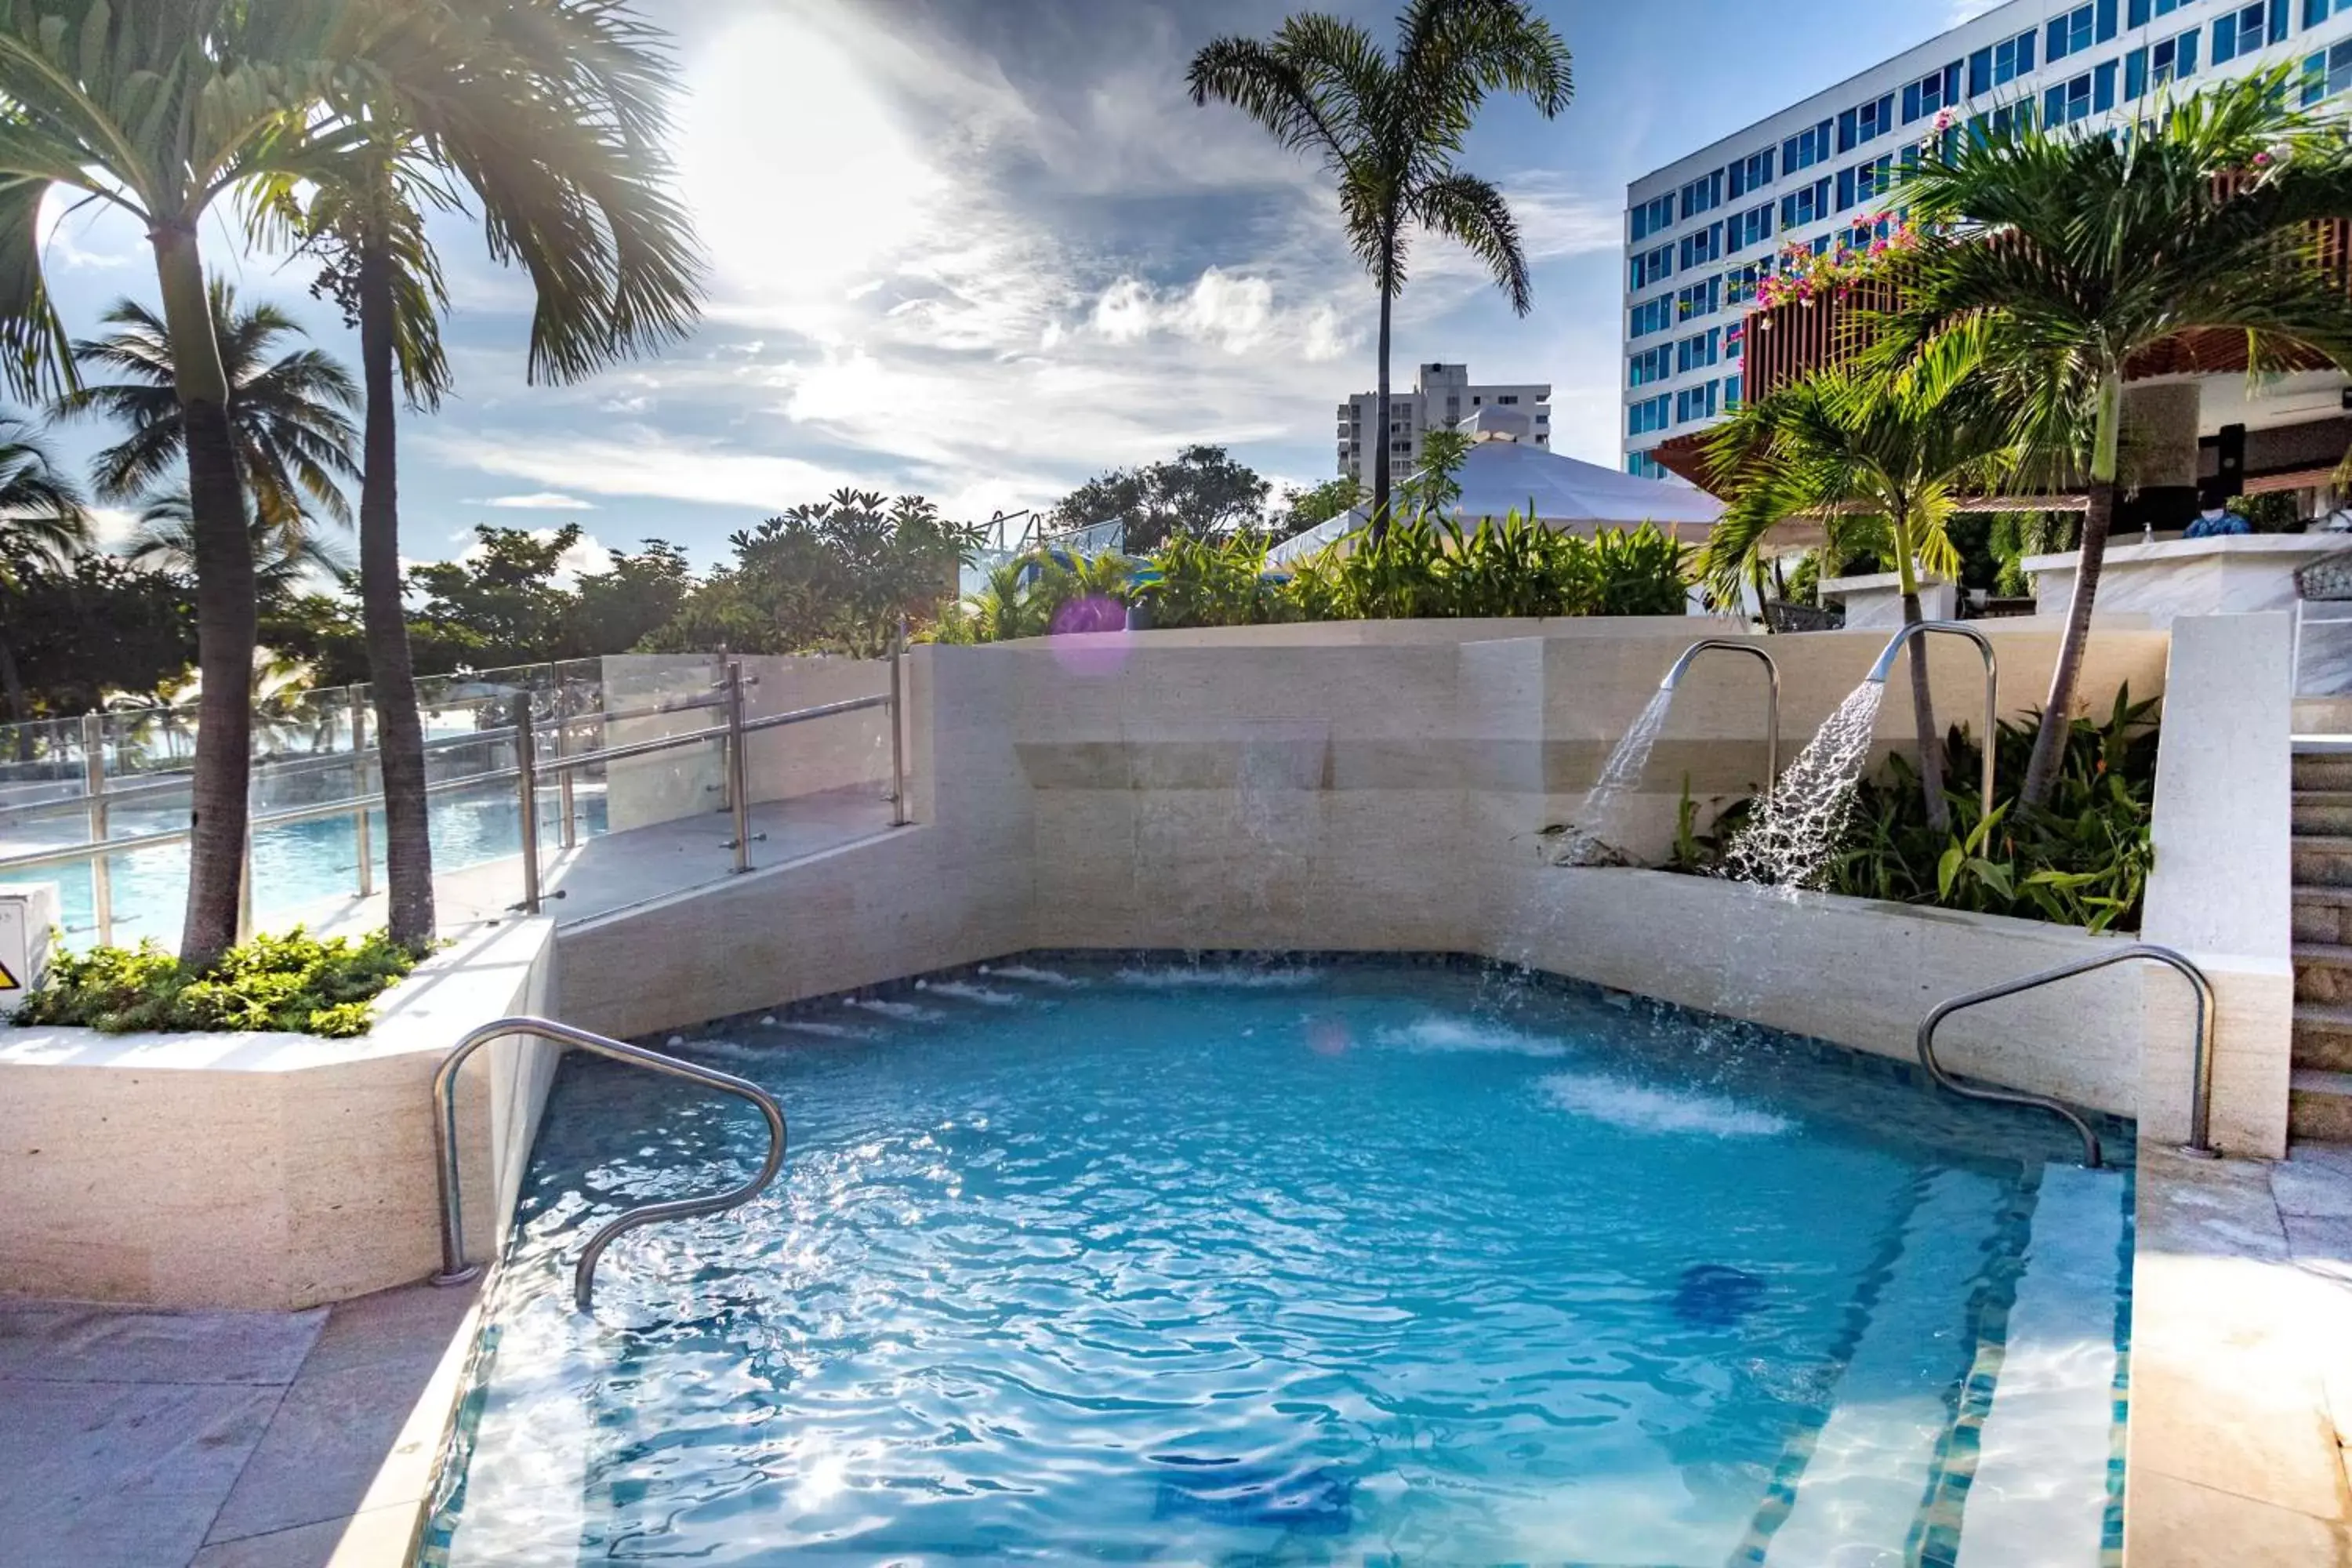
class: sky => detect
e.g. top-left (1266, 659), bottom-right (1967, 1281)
top-left (31, 0), bottom-right (1997, 575)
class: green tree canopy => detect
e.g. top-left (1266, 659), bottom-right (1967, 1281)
top-left (1047, 444), bottom-right (1272, 551)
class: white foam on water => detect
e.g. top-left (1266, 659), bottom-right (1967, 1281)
top-left (987, 964), bottom-right (1083, 988)
top-left (670, 1036), bottom-right (771, 1065)
top-left (770, 1019), bottom-right (876, 1040)
top-left (1114, 965), bottom-right (1318, 990)
top-left (1537, 1070), bottom-right (1792, 1138)
top-left (924, 981), bottom-right (1022, 1006)
top-left (847, 998), bottom-right (946, 1022)
top-left (1374, 1016), bottom-right (1570, 1058)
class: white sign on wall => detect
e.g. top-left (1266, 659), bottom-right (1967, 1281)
top-left (0, 884), bottom-right (56, 1012)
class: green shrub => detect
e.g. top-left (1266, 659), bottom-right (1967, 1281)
top-left (1673, 687), bottom-right (2159, 932)
top-left (10, 927), bottom-right (423, 1037)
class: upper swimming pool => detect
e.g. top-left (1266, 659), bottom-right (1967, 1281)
top-left (423, 956), bottom-right (2131, 1566)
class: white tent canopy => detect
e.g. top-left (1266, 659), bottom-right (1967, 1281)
top-left (1269, 439), bottom-right (1722, 565)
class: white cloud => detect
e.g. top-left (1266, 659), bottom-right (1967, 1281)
top-left (481, 492), bottom-right (597, 510)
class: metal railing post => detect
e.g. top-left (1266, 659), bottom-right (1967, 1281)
top-left (348, 685), bottom-right (375, 899)
top-left (890, 616), bottom-right (908, 827)
top-left (549, 661), bottom-right (577, 851)
top-left (80, 712), bottom-right (112, 946)
top-left (724, 659), bottom-right (751, 873)
top-left (513, 689), bottom-right (542, 915)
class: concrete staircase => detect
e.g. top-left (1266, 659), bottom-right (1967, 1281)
top-left (2292, 743), bottom-right (2352, 1138)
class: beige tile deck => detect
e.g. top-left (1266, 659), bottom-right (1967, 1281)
top-left (2127, 1145), bottom-right (2352, 1566)
top-left (0, 1281), bottom-right (480, 1568)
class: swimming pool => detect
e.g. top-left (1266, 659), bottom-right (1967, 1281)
top-left (423, 956), bottom-right (2132, 1566)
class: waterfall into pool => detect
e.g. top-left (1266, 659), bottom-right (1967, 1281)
top-left (1554, 685), bottom-right (1676, 866)
top-left (1719, 681), bottom-right (1886, 888)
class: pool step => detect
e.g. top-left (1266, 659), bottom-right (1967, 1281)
top-left (1947, 1164), bottom-right (2129, 1568)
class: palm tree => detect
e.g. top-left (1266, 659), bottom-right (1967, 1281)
top-left (0, 413), bottom-right (89, 731)
top-left (126, 488), bottom-right (356, 601)
top-left (1703, 368), bottom-right (2023, 833)
top-left (0, 0), bottom-right (360, 966)
top-left (56, 281), bottom-right (360, 552)
top-left (246, 0), bottom-right (702, 952)
top-left (1189, 0), bottom-right (1572, 530)
top-left (1880, 70), bottom-right (2352, 808)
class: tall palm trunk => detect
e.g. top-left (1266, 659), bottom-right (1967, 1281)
top-left (2021, 372), bottom-right (2122, 808)
top-left (152, 223), bottom-right (255, 970)
top-left (356, 238), bottom-right (435, 951)
top-left (1370, 271), bottom-right (1394, 543)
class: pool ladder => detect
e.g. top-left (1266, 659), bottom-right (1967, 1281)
top-left (1917, 944), bottom-right (2219, 1170)
top-left (428, 1016), bottom-right (787, 1312)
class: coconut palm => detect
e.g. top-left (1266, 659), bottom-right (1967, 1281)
top-left (0, 0), bottom-right (363, 965)
top-left (245, 0), bottom-right (702, 952)
top-left (0, 412), bottom-right (89, 731)
top-left (126, 487), bottom-right (355, 601)
top-left (56, 281), bottom-right (360, 550)
top-left (1879, 69), bottom-right (2352, 808)
top-left (1703, 368), bottom-right (2024, 832)
top-left (1188, 0), bottom-right (1572, 531)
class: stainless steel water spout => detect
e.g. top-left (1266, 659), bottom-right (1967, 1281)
top-left (1658, 640), bottom-right (1780, 800)
top-left (1864, 619), bottom-right (1998, 819)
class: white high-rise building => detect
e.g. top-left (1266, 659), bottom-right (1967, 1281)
top-left (1336, 362), bottom-right (1552, 485)
top-left (1620, 0), bottom-right (2352, 479)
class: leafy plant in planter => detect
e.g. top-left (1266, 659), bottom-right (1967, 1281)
top-left (11, 927), bottom-right (423, 1037)
top-left (1672, 687), bottom-right (2158, 932)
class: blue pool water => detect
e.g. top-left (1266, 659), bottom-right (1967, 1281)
top-left (426, 957), bottom-right (2131, 1566)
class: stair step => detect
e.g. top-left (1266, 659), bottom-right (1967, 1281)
top-left (2296, 1006), bottom-right (2352, 1072)
top-left (2296, 885), bottom-right (2352, 906)
top-left (2290, 1069), bottom-right (2352, 1140)
top-left (2293, 735), bottom-right (2352, 753)
top-left (2297, 943), bottom-right (2352, 970)
top-left (2297, 790), bottom-right (2352, 804)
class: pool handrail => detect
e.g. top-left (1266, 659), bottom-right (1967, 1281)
top-left (429, 1015), bottom-right (788, 1312)
top-left (1658, 640), bottom-right (1780, 802)
top-left (1915, 942), bottom-right (2221, 1171)
top-left (1864, 619), bottom-right (1998, 820)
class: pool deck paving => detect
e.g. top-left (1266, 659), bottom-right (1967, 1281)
top-left (0, 1279), bottom-right (481, 1568)
top-left (8, 1146), bottom-right (2352, 1565)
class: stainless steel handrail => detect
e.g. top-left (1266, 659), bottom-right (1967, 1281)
top-left (1917, 942), bottom-right (2220, 1170)
top-left (1864, 619), bottom-right (1998, 819)
top-left (429, 1015), bottom-right (787, 1312)
top-left (1658, 640), bottom-right (1780, 800)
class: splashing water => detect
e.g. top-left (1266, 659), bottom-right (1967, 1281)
top-left (1719, 682), bottom-right (1886, 889)
top-left (1551, 685), bottom-right (1675, 866)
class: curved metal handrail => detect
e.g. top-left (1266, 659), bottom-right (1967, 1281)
top-left (1659, 640), bottom-right (1781, 800)
top-left (1864, 619), bottom-right (1998, 820)
top-left (1916, 942), bottom-right (2220, 1171)
top-left (428, 1016), bottom-right (787, 1312)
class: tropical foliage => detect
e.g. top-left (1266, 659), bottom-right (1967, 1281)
top-left (1674, 688), bottom-right (2160, 933)
top-left (13, 927), bottom-right (422, 1037)
top-left (645, 491), bottom-right (989, 658)
top-left (1877, 68), bottom-right (2352, 807)
top-left (1047, 444), bottom-right (1274, 551)
top-left (1189, 0), bottom-right (1572, 524)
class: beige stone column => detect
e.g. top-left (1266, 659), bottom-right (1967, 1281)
top-left (2119, 379), bottom-right (2205, 532)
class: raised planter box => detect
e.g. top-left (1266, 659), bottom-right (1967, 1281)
top-left (0, 918), bottom-right (561, 1311)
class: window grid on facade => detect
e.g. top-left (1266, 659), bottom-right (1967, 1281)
top-left (1675, 276), bottom-right (1721, 321)
top-left (1680, 169), bottom-right (1724, 222)
top-left (1679, 222), bottom-right (1723, 270)
top-left (2128, 28), bottom-right (2201, 98)
top-left (2046, 3), bottom-right (2096, 62)
top-left (1626, 449), bottom-right (1666, 480)
top-left (2212, 0), bottom-right (2285, 65)
top-left (1726, 201), bottom-right (1773, 253)
top-left (1901, 61), bottom-right (1962, 124)
top-left (1837, 93), bottom-right (1894, 152)
top-left (1726, 147), bottom-right (1776, 197)
top-left (2307, 0), bottom-right (2352, 25)
top-left (1675, 327), bottom-right (1720, 376)
top-left (1782, 118), bottom-right (1833, 172)
top-left (1628, 394), bottom-right (1670, 437)
top-left (2304, 36), bottom-right (2352, 100)
top-left (1630, 295), bottom-right (1672, 338)
top-left (1631, 194), bottom-right (1675, 242)
top-left (1630, 243), bottom-right (1672, 291)
top-left (1969, 28), bottom-right (2038, 95)
top-left (1837, 154), bottom-right (1893, 212)
top-left (1780, 176), bottom-right (1831, 229)
top-left (2129, 0), bottom-right (2192, 22)
top-left (1628, 345), bottom-right (1671, 387)
top-left (1675, 382), bottom-right (1718, 424)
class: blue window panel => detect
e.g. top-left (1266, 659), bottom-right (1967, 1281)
top-left (1902, 65), bottom-right (1958, 125)
top-left (1674, 328), bottom-right (1719, 376)
top-left (1628, 395), bottom-right (1671, 438)
top-left (1969, 46), bottom-right (1991, 96)
top-left (2213, 1), bottom-right (2272, 60)
top-left (1675, 276), bottom-right (1721, 321)
top-left (2045, 70), bottom-right (2095, 125)
top-left (1722, 261), bottom-right (1767, 307)
top-left (1674, 382), bottom-right (1719, 425)
top-left (1726, 201), bottom-right (1773, 253)
top-left (1722, 375), bottom-right (1744, 412)
top-left (2093, 59), bottom-right (2118, 112)
top-left (2278, 0), bottom-right (2295, 42)
top-left (2098, 0), bottom-right (2119, 42)
top-left (1680, 169), bottom-right (1724, 223)
top-left (1628, 345), bottom-right (1672, 387)
top-left (1678, 223), bottom-right (1722, 270)
top-left (2135, 0), bottom-right (2192, 22)
top-left (1837, 93), bottom-right (1893, 151)
top-left (2303, 37), bottom-right (2352, 100)
top-left (1782, 119), bottom-right (1834, 173)
top-left (1629, 296), bottom-right (1672, 339)
top-left (2310, 0), bottom-right (2352, 26)
top-left (1631, 194), bottom-right (1675, 242)
top-left (1778, 176), bottom-right (1831, 229)
top-left (1726, 321), bottom-right (1745, 361)
top-left (1993, 29), bottom-right (2037, 84)
top-left (2132, 28), bottom-right (2201, 98)
top-left (2048, 4), bottom-right (2095, 61)
top-left (1628, 243), bottom-right (1672, 292)
top-left (1726, 146), bottom-right (1776, 198)
top-left (2125, 45), bottom-right (2146, 101)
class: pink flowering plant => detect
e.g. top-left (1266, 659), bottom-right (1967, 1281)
top-left (1753, 213), bottom-right (1921, 311)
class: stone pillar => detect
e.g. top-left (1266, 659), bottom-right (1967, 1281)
top-left (2118, 380), bottom-right (2203, 533)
